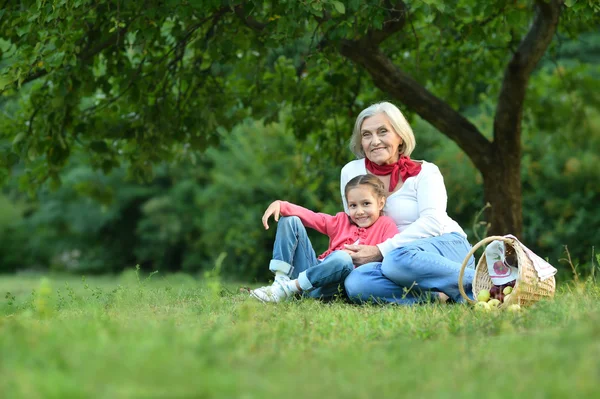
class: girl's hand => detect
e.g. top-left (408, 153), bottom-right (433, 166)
top-left (262, 200), bottom-right (282, 230)
top-left (344, 244), bottom-right (383, 266)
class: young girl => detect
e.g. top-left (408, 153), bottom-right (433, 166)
top-left (251, 174), bottom-right (398, 302)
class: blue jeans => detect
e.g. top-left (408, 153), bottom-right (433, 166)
top-left (269, 216), bottom-right (354, 299)
top-left (344, 233), bottom-right (476, 304)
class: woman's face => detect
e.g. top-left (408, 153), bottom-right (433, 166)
top-left (360, 113), bottom-right (403, 165)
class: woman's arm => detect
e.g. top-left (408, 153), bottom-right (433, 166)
top-left (344, 244), bottom-right (383, 265)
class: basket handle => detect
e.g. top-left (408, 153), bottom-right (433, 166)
top-left (458, 235), bottom-right (516, 304)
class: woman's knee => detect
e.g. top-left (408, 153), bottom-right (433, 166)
top-left (380, 247), bottom-right (420, 285)
top-left (343, 268), bottom-right (367, 299)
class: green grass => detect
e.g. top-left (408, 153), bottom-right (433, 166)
top-left (1, 271), bottom-right (599, 398)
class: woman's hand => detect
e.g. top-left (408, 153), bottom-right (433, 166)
top-left (344, 244), bottom-right (383, 266)
top-left (262, 200), bottom-right (282, 230)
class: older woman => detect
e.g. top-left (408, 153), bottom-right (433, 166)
top-left (341, 102), bottom-right (475, 304)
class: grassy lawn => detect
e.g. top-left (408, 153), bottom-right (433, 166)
top-left (1, 270), bottom-right (599, 398)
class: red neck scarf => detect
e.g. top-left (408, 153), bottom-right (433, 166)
top-left (365, 156), bottom-right (422, 192)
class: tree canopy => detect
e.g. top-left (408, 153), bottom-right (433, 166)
top-left (1, 0), bottom-right (599, 235)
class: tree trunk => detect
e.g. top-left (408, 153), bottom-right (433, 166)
top-left (482, 155), bottom-right (523, 237)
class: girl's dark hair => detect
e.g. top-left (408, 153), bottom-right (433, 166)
top-left (344, 174), bottom-right (386, 200)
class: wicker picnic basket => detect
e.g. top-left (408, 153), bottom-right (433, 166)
top-left (458, 236), bottom-right (556, 308)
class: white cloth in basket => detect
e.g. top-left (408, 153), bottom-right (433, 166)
top-left (505, 234), bottom-right (558, 281)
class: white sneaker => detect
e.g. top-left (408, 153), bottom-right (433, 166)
top-left (274, 274), bottom-right (290, 284)
top-left (250, 280), bottom-right (293, 303)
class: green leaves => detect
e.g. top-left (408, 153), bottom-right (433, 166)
top-left (11, 132), bottom-right (26, 146)
top-left (90, 141), bottom-right (110, 154)
top-left (332, 1), bottom-right (346, 14)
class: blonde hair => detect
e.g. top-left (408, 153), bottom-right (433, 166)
top-left (349, 102), bottom-right (416, 159)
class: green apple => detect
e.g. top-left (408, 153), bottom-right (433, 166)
top-left (474, 301), bottom-right (491, 312)
top-left (503, 286), bottom-right (513, 295)
top-left (507, 304), bottom-right (521, 312)
top-left (503, 293), bottom-right (513, 304)
top-left (488, 299), bottom-right (501, 307)
top-left (477, 289), bottom-right (491, 303)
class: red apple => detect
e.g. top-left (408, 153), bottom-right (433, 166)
top-left (490, 285), bottom-right (501, 297)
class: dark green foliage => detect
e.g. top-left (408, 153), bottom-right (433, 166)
top-left (0, 117), bottom-right (337, 279)
top-left (9, 166), bottom-right (159, 273)
top-left (520, 61), bottom-right (600, 278)
top-left (134, 179), bottom-right (203, 272)
top-left (1, 0), bottom-right (597, 189)
top-left (0, 2), bottom-right (599, 279)
top-left (195, 118), bottom-right (336, 280)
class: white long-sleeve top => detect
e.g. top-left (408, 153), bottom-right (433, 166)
top-left (340, 159), bottom-right (466, 257)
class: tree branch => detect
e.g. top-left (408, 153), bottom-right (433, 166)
top-left (233, 4), bottom-right (268, 31)
top-left (81, 57), bottom-right (147, 117)
top-left (15, 22), bottom-right (131, 90)
top-left (365, 0), bottom-right (408, 46)
top-left (16, 6), bottom-right (230, 89)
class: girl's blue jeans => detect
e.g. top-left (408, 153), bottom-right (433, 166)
top-left (269, 216), bottom-right (354, 299)
top-left (344, 233), bottom-right (476, 305)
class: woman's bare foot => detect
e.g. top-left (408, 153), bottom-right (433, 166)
top-left (438, 292), bottom-right (450, 304)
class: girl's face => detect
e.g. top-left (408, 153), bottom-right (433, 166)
top-left (346, 186), bottom-right (385, 228)
top-left (360, 113), bottom-right (403, 165)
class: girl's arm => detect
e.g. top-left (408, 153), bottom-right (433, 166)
top-left (262, 200), bottom-right (336, 236)
top-left (262, 200), bottom-right (283, 230)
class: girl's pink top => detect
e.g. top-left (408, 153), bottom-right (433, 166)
top-left (279, 201), bottom-right (399, 261)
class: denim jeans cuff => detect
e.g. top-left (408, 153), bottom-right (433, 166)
top-left (297, 271), bottom-right (314, 291)
top-left (269, 259), bottom-right (293, 275)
